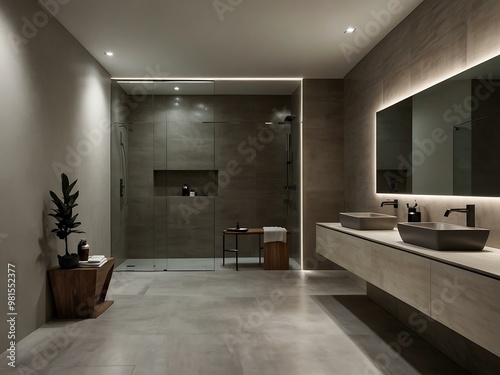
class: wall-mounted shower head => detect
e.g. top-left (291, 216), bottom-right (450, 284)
top-left (114, 122), bottom-right (133, 131)
top-left (277, 115), bottom-right (297, 125)
top-left (452, 123), bottom-right (471, 132)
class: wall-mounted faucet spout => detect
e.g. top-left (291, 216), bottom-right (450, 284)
top-left (381, 199), bottom-right (398, 208)
top-left (444, 204), bottom-right (475, 227)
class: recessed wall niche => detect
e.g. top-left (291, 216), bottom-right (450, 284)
top-left (154, 170), bottom-right (219, 197)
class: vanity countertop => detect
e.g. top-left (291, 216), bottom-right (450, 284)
top-left (317, 222), bottom-right (500, 279)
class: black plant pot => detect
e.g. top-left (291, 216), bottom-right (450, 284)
top-left (58, 253), bottom-right (80, 269)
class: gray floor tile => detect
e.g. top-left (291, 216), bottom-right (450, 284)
top-left (0, 269), bottom-right (469, 375)
top-left (40, 366), bottom-right (135, 375)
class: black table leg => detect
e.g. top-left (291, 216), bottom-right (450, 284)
top-left (223, 233), bottom-right (226, 266)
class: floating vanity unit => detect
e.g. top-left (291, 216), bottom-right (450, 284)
top-left (316, 222), bottom-right (500, 358)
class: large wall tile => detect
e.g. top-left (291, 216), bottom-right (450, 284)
top-left (467, 0), bottom-right (500, 66)
top-left (215, 123), bottom-right (259, 168)
top-left (303, 127), bottom-right (344, 162)
top-left (166, 122), bottom-right (215, 170)
top-left (303, 79), bottom-right (344, 270)
top-left (409, 0), bottom-right (467, 59)
top-left (127, 197), bottom-right (155, 259)
top-left (166, 197), bottom-right (215, 258)
top-left (345, 76), bottom-right (383, 123)
top-left (410, 36), bottom-right (467, 93)
top-left (215, 195), bottom-right (258, 257)
top-left (345, 0), bottom-right (500, 248)
top-left (382, 68), bottom-right (413, 107)
top-left (126, 95), bottom-right (291, 263)
top-left (214, 96), bottom-right (256, 123)
top-left (254, 95), bottom-right (292, 122)
top-left (127, 95), bottom-right (154, 123)
top-left (153, 122), bottom-right (167, 170)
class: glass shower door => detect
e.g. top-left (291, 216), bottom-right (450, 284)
top-left (153, 81), bottom-right (216, 271)
top-left (117, 81), bottom-right (156, 271)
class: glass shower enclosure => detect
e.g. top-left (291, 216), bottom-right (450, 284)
top-left (111, 80), bottom-right (216, 271)
top-left (111, 79), bottom-right (302, 271)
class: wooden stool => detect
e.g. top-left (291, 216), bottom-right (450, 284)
top-left (264, 240), bottom-right (289, 270)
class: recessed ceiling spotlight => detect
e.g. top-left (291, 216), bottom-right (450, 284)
top-left (344, 27), bottom-right (356, 34)
top-left (174, 86), bottom-right (180, 91)
top-left (105, 51), bottom-right (114, 56)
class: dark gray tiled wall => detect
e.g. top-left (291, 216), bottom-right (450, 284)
top-left (126, 94), bottom-right (292, 259)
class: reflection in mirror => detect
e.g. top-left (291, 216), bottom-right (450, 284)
top-left (376, 98), bottom-right (412, 193)
top-left (453, 122), bottom-right (471, 195)
top-left (376, 54), bottom-right (500, 197)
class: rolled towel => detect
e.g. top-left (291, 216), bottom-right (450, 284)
top-left (263, 226), bottom-right (287, 243)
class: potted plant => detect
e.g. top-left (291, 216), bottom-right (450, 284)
top-left (49, 173), bottom-right (85, 269)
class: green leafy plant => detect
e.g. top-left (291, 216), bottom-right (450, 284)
top-left (49, 173), bottom-right (85, 256)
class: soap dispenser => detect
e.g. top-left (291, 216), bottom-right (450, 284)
top-left (182, 183), bottom-right (189, 196)
top-left (407, 201), bottom-right (421, 222)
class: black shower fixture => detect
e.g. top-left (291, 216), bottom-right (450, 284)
top-left (278, 115), bottom-right (297, 124)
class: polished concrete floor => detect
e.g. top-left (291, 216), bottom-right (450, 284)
top-left (0, 266), bottom-right (468, 375)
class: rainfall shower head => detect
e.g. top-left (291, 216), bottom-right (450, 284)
top-left (278, 115), bottom-right (297, 124)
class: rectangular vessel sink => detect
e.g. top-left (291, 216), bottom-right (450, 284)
top-left (398, 222), bottom-right (490, 251)
top-left (339, 212), bottom-right (397, 230)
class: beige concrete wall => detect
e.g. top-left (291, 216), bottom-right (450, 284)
top-left (0, 2), bottom-right (110, 351)
top-left (345, 0), bottom-right (500, 246)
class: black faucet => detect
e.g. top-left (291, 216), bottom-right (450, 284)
top-left (444, 204), bottom-right (475, 227)
top-left (380, 199), bottom-right (398, 208)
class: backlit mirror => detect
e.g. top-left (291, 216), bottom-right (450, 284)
top-left (376, 55), bottom-right (500, 196)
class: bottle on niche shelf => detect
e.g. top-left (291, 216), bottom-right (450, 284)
top-left (182, 183), bottom-right (189, 196)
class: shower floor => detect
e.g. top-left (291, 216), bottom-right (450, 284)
top-left (114, 257), bottom-right (301, 271)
